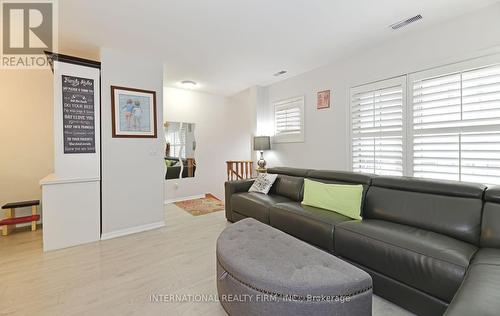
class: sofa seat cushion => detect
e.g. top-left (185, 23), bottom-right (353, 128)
top-left (335, 220), bottom-right (478, 302)
top-left (269, 202), bottom-right (352, 253)
top-left (444, 259), bottom-right (500, 315)
top-left (231, 192), bottom-right (291, 224)
top-left (471, 248), bottom-right (500, 266)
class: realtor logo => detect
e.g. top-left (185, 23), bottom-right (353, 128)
top-left (1, 0), bottom-right (57, 69)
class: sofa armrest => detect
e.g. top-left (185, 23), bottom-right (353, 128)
top-left (224, 179), bottom-right (254, 222)
top-left (444, 248), bottom-right (500, 316)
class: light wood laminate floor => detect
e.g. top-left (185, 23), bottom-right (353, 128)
top-left (0, 204), bottom-right (413, 316)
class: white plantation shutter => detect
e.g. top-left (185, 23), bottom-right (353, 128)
top-left (274, 96), bottom-right (304, 142)
top-left (410, 62), bottom-right (500, 184)
top-left (166, 124), bottom-right (187, 158)
top-left (351, 76), bottom-right (406, 176)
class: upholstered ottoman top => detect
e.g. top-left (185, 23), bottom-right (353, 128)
top-left (217, 218), bottom-right (372, 301)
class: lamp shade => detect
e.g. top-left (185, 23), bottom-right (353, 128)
top-left (253, 136), bottom-right (271, 151)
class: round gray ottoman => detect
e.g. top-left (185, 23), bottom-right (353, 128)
top-left (216, 218), bottom-right (373, 316)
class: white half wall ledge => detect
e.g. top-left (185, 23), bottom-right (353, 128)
top-left (164, 194), bottom-right (205, 205)
top-left (100, 221), bottom-right (166, 240)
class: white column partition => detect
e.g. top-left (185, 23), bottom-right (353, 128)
top-left (40, 55), bottom-right (101, 251)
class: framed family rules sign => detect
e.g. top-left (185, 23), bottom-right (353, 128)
top-left (48, 52), bottom-right (101, 178)
top-left (61, 75), bottom-right (96, 154)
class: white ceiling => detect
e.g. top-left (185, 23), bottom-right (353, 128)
top-left (59, 0), bottom-right (500, 96)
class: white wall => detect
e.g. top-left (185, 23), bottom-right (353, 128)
top-left (0, 69), bottom-right (53, 223)
top-left (261, 4), bottom-right (500, 170)
top-left (164, 87), bottom-right (255, 201)
top-left (101, 48), bottom-right (165, 236)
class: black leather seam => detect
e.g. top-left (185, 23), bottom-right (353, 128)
top-left (233, 209), bottom-right (264, 220)
top-left (470, 262), bottom-right (500, 267)
top-left (342, 256), bottom-right (452, 311)
top-left (298, 180), bottom-right (305, 202)
top-left (234, 196), bottom-right (287, 207)
top-left (370, 181), bottom-right (485, 199)
top-left (336, 226), bottom-right (470, 270)
top-left (269, 208), bottom-right (336, 252)
top-left (232, 211), bottom-right (247, 218)
top-left (272, 205), bottom-right (350, 227)
top-left (478, 199), bottom-right (487, 247)
top-left (218, 258), bottom-right (373, 300)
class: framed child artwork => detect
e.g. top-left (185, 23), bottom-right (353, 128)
top-left (111, 86), bottom-right (157, 138)
top-left (317, 90), bottom-right (331, 109)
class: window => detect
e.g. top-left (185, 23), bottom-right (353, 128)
top-left (166, 125), bottom-right (186, 157)
top-left (349, 55), bottom-right (500, 185)
top-left (409, 62), bottom-right (500, 184)
top-left (350, 77), bottom-right (406, 176)
top-left (274, 96), bottom-right (304, 143)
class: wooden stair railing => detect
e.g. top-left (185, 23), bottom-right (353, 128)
top-left (186, 158), bottom-right (195, 177)
top-left (226, 161), bottom-right (253, 181)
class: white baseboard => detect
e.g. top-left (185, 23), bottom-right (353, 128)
top-left (164, 194), bottom-right (205, 205)
top-left (101, 221), bottom-right (165, 240)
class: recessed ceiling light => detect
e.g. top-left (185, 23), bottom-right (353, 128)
top-left (273, 70), bottom-right (287, 77)
top-left (180, 80), bottom-right (197, 88)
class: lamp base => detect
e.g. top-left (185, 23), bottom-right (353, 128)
top-left (257, 151), bottom-right (266, 170)
top-left (256, 167), bottom-right (267, 174)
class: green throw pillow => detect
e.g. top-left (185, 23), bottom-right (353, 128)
top-left (302, 179), bottom-right (362, 220)
top-left (165, 160), bottom-right (173, 167)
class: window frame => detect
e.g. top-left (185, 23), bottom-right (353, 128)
top-left (348, 53), bottom-right (500, 184)
top-left (166, 126), bottom-right (186, 158)
top-left (273, 96), bottom-right (305, 143)
top-left (407, 55), bottom-right (500, 183)
top-left (349, 76), bottom-right (408, 176)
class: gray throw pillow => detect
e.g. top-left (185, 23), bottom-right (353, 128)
top-left (248, 173), bottom-right (278, 194)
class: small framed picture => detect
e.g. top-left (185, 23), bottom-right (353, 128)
top-left (111, 86), bottom-right (157, 138)
top-left (317, 90), bottom-right (331, 109)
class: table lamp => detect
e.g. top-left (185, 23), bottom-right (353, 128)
top-left (253, 136), bottom-right (271, 172)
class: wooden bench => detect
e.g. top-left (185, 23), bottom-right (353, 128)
top-left (1, 200), bottom-right (40, 236)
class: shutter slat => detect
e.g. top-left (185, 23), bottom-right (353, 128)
top-left (463, 65), bottom-right (500, 80)
top-left (352, 103), bottom-right (402, 113)
top-left (413, 82), bottom-right (461, 95)
top-left (413, 98), bottom-right (461, 110)
top-left (463, 73), bottom-right (500, 87)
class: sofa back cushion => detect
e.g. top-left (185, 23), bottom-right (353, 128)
top-left (364, 176), bottom-right (486, 245)
top-left (307, 170), bottom-right (372, 186)
top-left (269, 174), bottom-right (304, 201)
top-left (267, 167), bottom-right (310, 201)
top-left (481, 187), bottom-right (500, 248)
top-left (267, 167), bottom-right (310, 177)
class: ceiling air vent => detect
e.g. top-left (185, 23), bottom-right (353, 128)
top-left (389, 14), bottom-right (422, 30)
top-left (273, 70), bottom-right (287, 77)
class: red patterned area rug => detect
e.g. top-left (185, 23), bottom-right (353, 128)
top-left (174, 194), bottom-right (225, 216)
